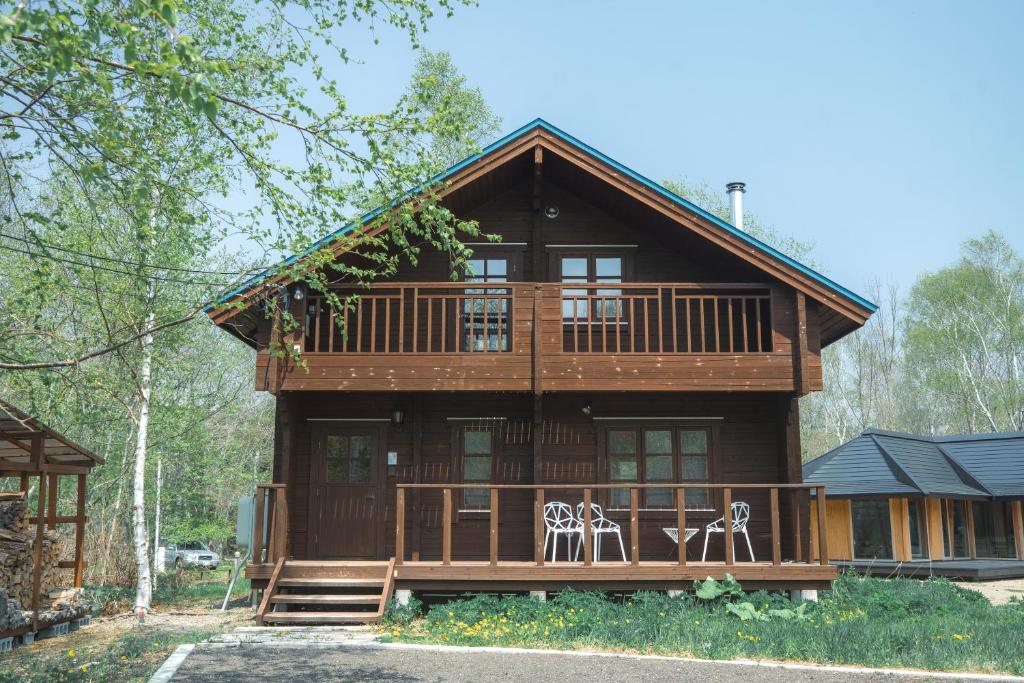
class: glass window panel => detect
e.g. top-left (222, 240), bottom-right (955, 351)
top-left (562, 289), bottom-right (588, 320)
top-left (647, 488), bottom-right (672, 507)
top-left (611, 488), bottom-right (630, 507)
top-left (952, 501), bottom-right (969, 557)
top-left (681, 455), bottom-right (708, 481)
top-left (487, 258), bottom-right (507, 276)
top-left (348, 435), bottom-right (372, 483)
top-left (645, 455), bottom-right (672, 481)
top-left (609, 431), bottom-right (637, 454)
top-left (595, 257), bottom-right (622, 278)
top-left (644, 430), bottom-right (672, 454)
top-left (464, 488), bottom-right (490, 507)
top-left (681, 430), bottom-right (708, 455)
top-left (463, 429), bottom-right (492, 454)
top-left (463, 455), bottom-right (492, 481)
top-left (852, 500), bottom-right (894, 559)
top-left (686, 488), bottom-right (709, 508)
top-left (466, 259), bottom-right (485, 280)
top-left (324, 435), bottom-right (348, 483)
top-left (609, 456), bottom-right (637, 481)
top-left (561, 257), bottom-right (588, 279)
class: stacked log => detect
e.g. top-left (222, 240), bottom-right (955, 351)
top-left (0, 492), bottom-right (81, 631)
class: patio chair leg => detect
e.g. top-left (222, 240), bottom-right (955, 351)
top-left (544, 529), bottom-right (550, 562)
top-left (744, 529), bottom-right (755, 562)
top-left (617, 532), bottom-right (627, 562)
top-left (702, 531), bottom-right (711, 562)
top-left (551, 534), bottom-right (558, 563)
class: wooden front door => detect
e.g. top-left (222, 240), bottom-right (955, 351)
top-left (310, 425), bottom-right (384, 559)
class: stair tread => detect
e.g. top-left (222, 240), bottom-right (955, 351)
top-left (271, 594), bottom-right (382, 604)
top-left (263, 611), bottom-right (381, 624)
top-left (278, 577), bottom-right (384, 586)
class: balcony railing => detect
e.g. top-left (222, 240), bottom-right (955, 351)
top-left (302, 282), bottom-right (772, 355)
top-left (305, 283), bottom-right (515, 354)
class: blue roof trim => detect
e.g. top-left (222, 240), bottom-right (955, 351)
top-left (207, 118), bottom-right (878, 314)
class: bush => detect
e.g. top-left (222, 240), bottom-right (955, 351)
top-left (391, 572), bottom-right (1024, 675)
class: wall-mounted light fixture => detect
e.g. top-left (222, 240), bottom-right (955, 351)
top-left (544, 205), bottom-right (560, 219)
top-left (581, 401), bottom-right (592, 416)
top-left (391, 409), bottom-right (405, 428)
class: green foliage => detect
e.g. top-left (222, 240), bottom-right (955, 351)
top-left (391, 574), bottom-right (1024, 675)
top-left (383, 594), bottom-right (425, 627)
top-left (693, 573), bottom-right (743, 600)
top-left (662, 179), bottom-right (815, 262)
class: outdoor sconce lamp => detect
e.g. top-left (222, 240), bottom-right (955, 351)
top-left (391, 409), bottom-right (405, 427)
top-left (581, 401), bottom-right (592, 416)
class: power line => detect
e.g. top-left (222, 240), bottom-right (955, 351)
top-left (0, 230), bottom-right (266, 276)
top-left (0, 242), bottom-right (233, 287)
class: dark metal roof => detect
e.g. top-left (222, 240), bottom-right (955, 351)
top-left (803, 428), bottom-right (1021, 499)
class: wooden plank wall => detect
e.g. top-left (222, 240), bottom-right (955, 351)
top-left (810, 498), bottom-right (853, 561)
top-left (282, 391), bottom-right (795, 563)
top-left (254, 178), bottom-right (822, 394)
top-left (888, 497), bottom-right (913, 562)
top-left (925, 498), bottom-right (947, 559)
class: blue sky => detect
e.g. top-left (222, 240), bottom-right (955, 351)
top-left (305, 0), bottom-right (1023, 295)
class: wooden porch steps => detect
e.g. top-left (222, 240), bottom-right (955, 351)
top-left (257, 558), bottom-right (396, 626)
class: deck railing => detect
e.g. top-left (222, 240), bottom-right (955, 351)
top-left (305, 283), bottom-right (515, 353)
top-left (302, 282), bottom-right (773, 356)
top-left (556, 283), bottom-right (772, 354)
top-left (394, 483), bottom-right (826, 568)
top-left (252, 484), bottom-right (288, 565)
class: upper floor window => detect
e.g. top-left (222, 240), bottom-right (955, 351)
top-left (560, 255), bottom-right (624, 320)
top-left (463, 256), bottom-right (511, 352)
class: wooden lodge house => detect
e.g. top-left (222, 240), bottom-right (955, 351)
top-left (804, 429), bottom-right (1024, 580)
top-left (208, 119), bottom-right (878, 624)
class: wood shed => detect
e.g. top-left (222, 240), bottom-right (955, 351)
top-left (0, 399), bottom-right (103, 637)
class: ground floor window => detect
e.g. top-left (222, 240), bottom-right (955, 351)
top-left (606, 426), bottom-right (712, 510)
top-left (908, 499), bottom-right (928, 559)
top-left (951, 500), bottom-right (970, 558)
top-left (459, 426), bottom-right (496, 510)
top-left (972, 501), bottom-right (1018, 559)
top-left (851, 499), bottom-right (893, 559)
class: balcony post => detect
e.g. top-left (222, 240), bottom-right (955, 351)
top-left (583, 488), bottom-right (593, 565)
top-left (723, 487), bottom-right (734, 565)
top-left (395, 487), bottom-right (405, 565)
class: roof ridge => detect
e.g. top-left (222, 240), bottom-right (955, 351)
top-left (868, 433), bottom-right (928, 495)
top-left (934, 442), bottom-right (994, 496)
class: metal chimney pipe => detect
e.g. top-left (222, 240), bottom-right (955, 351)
top-left (726, 181), bottom-right (746, 231)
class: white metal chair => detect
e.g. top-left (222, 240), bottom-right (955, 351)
top-left (701, 501), bottom-right (755, 562)
top-left (543, 501), bottom-right (583, 563)
top-left (575, 502), bottom-right (627, 562)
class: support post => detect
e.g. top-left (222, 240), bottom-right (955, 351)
top-left (816, 486), bottom-right (829, 565)
top-left (395, 487), bottom-right (405, 565)
top-left (770, 487), bottom-right (782, 566)
top-left (411, 395), bottom-right (424, 561)
top-left (676, 488), bottom-right (686, 565)
top-left (583, 488), bottom-right (593, 565)
top-left (489, 488), bottom-right (499, 566)
top-left (723, 487), bottom-right (734, 565)
top-left (534, 488), bottom-right (545, 566)
top-left (629, 487), bottom-right (639, 565)
top-left (442, 488), bottom-right (452, 565)
top-left (1013, 501), bottom-right (1024, 561)
top-left (31, 432), bottom-right (45, 630)
top-left (74, 474), bottom-right (87, 587)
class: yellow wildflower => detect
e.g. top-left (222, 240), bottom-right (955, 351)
top-left (69, 650), bottom-right (75, 658)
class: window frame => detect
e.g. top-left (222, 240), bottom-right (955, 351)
top-left (454, 424), bottom-right (500, 512)
top-left (602, 424), bottom-right (716, 513)
top-left (553, 252), bottom-right (633, 323)
top-left (459, 251), bottom-right (519, 353)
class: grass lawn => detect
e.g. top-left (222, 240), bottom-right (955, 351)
top-left (0, 568), bottom-right (252, 683)
top-left (384, 572), bottom-right (1024, 676)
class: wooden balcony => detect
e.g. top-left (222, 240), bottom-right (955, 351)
top-left (255, 282), bottom-right (818, 393)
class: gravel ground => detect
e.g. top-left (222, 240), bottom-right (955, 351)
top-left (956, 579), bottom-right (1024, 605)
top-left (171, 642), bottom-right (973, 682)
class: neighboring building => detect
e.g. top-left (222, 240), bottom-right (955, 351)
top-left (804, 429), bottom-right (1024, 571)
top-left (208, 119), bottom-right (877, 623)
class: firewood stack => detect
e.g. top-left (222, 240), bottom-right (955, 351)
top-left (0, 492), bottom-right (83, 631)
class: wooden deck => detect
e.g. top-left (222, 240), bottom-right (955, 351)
top-left (836, 559), bottom-right (1024, 581)
top-left (247, 559), bottom-right (836, 592)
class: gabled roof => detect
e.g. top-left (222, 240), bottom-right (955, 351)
top-left (804, 428), bottom-right (1024, 499)
top-left (208, 119), bottom-right (876, 337)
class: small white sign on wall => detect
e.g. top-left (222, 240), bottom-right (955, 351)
top-left (387, 451), bottom-right (398, 466)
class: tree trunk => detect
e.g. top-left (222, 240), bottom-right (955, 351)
top-left (152, 455), bottom-right (162, 580)
top-left (132, 301), bottom-right (156, 615)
